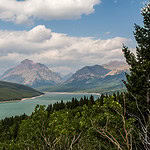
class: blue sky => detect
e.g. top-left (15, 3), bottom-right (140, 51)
top-left (0, 0), bottom-right (147, 75)
top-left (0, 0), bottom-right (144, 39)
top-left (38, 0), bottom-right (144, 40)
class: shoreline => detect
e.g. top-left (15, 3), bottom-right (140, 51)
top-left (0, 93), bottom-right (44, 104)
top-left (44, 91), bottom-right (101, 96)
top-left (0, 100), bottom-right (21, 104)
top-left (0, 92), bottom-right (100, 104)
top-left (21, 94), bottom-right (44, 101)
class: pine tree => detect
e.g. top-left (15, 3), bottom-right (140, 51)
top-left (89, 95), bottom-right (95, 105)
top-left (122, 2), bottom-right (150, 108)
top-left (122, 4), bottom-right (150, 148)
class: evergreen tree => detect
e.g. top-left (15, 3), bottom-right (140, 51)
top-left (122, 2), bottom-right (150, 108)
top-left (89, 95), bottom-right (95, 105)
top-left (74, 98), bottom-right (79, 107)
top-left (122, 3), bottom-right (150, 148)
top-left (97, 94), bottom-right (105, 106)
top-left (46, 104), bottom-right (53, 117)
top-left (79, 97), bottom-right (84, 106)
top-left (83, 96), bottom-right (88, 105)
top-left (66, 101), bottom-right (72, 109)
top-left (13, 122), bottom-right (19, 140)
top-left (60, 100), bottom-right (66, 110)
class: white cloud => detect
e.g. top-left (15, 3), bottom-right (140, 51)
top-left (0, 25), bottom-right (131, 74)
top-left (0, 0), bottom-right (100, 24)
top-left (26, 25), bottom-right (52, 42)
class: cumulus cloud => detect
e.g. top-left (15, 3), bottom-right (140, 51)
top-left (0, 25), bottom-right (130, 75)
top-left (0, 0), bottom-right (100, 24)
top-left (27, 25), bottom-right (52, 42)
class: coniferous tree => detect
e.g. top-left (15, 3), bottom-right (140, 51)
top-left (13, 122), bottom-right (19, 140)
top-left (98, 94), bottom-right (105, 105)
top-left (89, 95), bottom-right (95, 105)
top-left (46, 104), bottom-right (53, 117)
top-left (122, 2), bottom-right (150, 108)
top-left (79, 97), bottom-right (84, 106)
top-left (122, 3), bottom-right (150, 148)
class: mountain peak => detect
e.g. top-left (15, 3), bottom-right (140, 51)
top-left (0, 59), bottom-right (62, 88)
top-left (21, 59), bottom-right (34, 64)
top-left (66, 64), bottom-right (111, 83)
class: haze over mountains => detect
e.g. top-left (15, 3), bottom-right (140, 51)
top-left (0, 59), bottom-right (129, 93)
top-left (66, 65), bottom-right (110, 84)
top-left (0, 59), bottom-right (62, 88)
top-left (47, 62), bottom-right (127, 93)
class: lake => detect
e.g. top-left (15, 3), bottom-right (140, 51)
top-left (0, 92), bottom-right (100, 119)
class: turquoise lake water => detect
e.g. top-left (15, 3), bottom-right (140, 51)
top-left (0, 92), bottom-right (100, 119)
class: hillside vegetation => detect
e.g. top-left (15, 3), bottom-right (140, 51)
top-left (0, 81), bottom-right (43, 101)
top-left (0, 2), bottom-right (149, 150)
top-left (0, 94), bottom-right (138, 149)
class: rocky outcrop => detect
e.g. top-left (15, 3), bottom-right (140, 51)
top-left (0, 59), bottom-right (62, 88)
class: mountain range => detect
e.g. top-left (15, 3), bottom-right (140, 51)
top-left (0, 59), bottom-right (62, 88)
top-left (45, 63), bottom-right (127, 93)
top-left (0, 59), bottom-right (129, 93)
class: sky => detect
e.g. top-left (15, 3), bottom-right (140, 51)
top-left (0, 0), bottom-right (147, 75)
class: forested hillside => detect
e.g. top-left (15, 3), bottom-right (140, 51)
top-left (0, 81), bottom-right (43, 101)
top-left (0, 93), bottom-right (139, 149)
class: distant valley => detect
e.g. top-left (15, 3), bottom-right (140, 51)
top-left (0, 59), bottom-right (129, 93)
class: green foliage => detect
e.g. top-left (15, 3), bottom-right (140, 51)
top-left (0, 2), bottom-right (149, 150)
top-left (0, 81), bottom-right (43, 101)
top-left (0, 93), bottom-right (137, 150)
top-left (122, 2), bottom-right (150, 106)
top-left (122, 2), bottom-right (150, 149)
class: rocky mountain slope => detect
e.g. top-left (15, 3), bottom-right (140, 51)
top-left (0, 59), bottom-right (62, 88)
top-left (61, 73), bottom-right (74, 81)
top-left (45, 62), bottom-right (127, 93)
top-left (0, 60), bottom-right (128, 93)
top-left (66, 65), bottom-right (111, 83)
top-left (0, 81), bottom-right (43, 101)
top-left (103, 61), bottom-right (129, 76)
